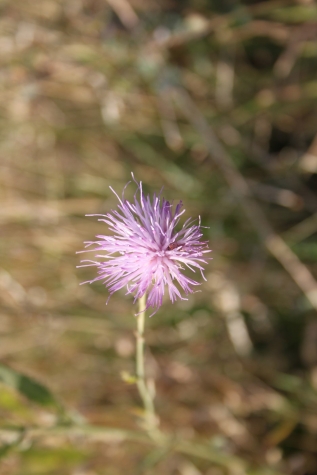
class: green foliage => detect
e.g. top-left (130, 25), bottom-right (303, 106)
top-left (19, 447), bottom-right (87, 474)
top-left (0, 365), bottom-right (58, 408)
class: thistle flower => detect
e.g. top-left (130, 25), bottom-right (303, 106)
top-left (78, 175), bottom-right (211, 315)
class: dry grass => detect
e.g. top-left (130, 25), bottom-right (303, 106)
top-left (1, 1), bottom-right (317, 474)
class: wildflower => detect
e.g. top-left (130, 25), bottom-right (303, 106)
top-left (78, 175), bottom-right (211, 315)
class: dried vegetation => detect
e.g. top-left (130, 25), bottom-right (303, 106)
top-left (1, 0), bottom-right (317, 474)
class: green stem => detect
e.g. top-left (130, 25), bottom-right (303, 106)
top-left (136, 295), bottom-right (158, 433)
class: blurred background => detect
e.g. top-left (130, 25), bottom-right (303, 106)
top-left (1, 0), bottom-right (317, 474)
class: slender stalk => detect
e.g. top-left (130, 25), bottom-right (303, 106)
top-left (135, 294), bottom-right (158, 434)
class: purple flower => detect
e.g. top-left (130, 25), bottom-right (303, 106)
top-left (78, 175), bottom-right (211, 316)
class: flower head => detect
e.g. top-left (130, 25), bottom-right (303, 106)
top-left (78, 175), bottom-right (211, 315)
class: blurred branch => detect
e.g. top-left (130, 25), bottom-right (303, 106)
top-left (150, 16), bottom-right (219, 50)
top-left (247, 179), bottom-right (303, 210)
top-left (150, 13), bottom-right (292, 52)
top-left (282, 213), bottom-right (317, 244)
top-left (105, 0), bottom-right (139, 30)
top-left (244, 139), bottom-right (317, 214)
top-left (208, 272), bottom-right (253, 357)
top-left (236, 20), bottom-right (291, 42)
top-left (298, 133), bottom-right (317, 174)
top-left (274, 24), bottom-right (317, 77)
top-left (173, 88), bottom-right (317, 312)
top-left (248, 0), bottom-right (300, 15)
top-left (156, 92), bottom-right (184, 151)
top-left (0, 424), bottom-right (284, 474)
top-left (215, 48), bottom-right (235, 110)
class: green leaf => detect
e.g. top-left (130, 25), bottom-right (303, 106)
top-left (0, 364), bottom-right (57, 408)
